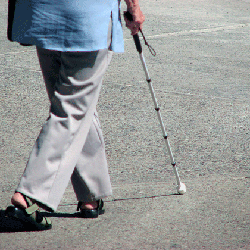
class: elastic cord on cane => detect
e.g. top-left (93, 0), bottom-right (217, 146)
top-left (139, 29), bottom-right (156, 57)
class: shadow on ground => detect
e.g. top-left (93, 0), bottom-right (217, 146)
top-left (0, 193), bottom-right (177, 232)
top-left (0, 210), bottom-right (79, 233)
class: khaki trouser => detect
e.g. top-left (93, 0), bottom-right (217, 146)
top-left (16, 46), bottom-right (113, 212)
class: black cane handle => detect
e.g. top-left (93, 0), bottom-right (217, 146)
top-left (132, 33), bottom-right (143, 54)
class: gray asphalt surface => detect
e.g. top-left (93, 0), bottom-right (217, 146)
top-left (0, 0), bottom-right (250, 249)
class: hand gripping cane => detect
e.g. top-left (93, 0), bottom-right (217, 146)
top-left (125, 12), bottom-right (186, 194)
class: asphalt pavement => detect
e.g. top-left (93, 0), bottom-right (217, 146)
top-left (0, 0), bottom-right (250, 249)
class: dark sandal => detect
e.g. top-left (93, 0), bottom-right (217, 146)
top-left (77, 199), bottom-right (105, 218)
top-left (5, 195), bottom-right (52, 230)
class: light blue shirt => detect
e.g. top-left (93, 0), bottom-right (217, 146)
top-left (11, 0), bottom-right (124, 52)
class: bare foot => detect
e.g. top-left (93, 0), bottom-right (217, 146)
top-left (11, 192), bottom-right (28, 209)
top-left (80, 201), bottom-right (98, 210)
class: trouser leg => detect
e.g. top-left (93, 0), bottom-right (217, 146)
top-left (71, 111), bottom-right (111, 202)
top-left (16, 47), bottom-right (112, 212)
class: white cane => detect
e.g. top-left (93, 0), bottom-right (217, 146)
top-left (125, 12), bottom-right (186, 194)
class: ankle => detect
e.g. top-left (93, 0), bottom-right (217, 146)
top-left (80, 201), bottom-right (98, 210)
top-left (11, 192), bottom-right (28, 209)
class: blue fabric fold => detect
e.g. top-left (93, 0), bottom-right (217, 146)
top-left (10, 0), bottom-right (124, 52)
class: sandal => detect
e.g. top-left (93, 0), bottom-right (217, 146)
top-left (77, 199), bottom-right (105, 218)
top-left (5, 195), bottom-right (52, 230)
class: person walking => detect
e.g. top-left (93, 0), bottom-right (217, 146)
top-left (6, 0), bottom-right (145, 230)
